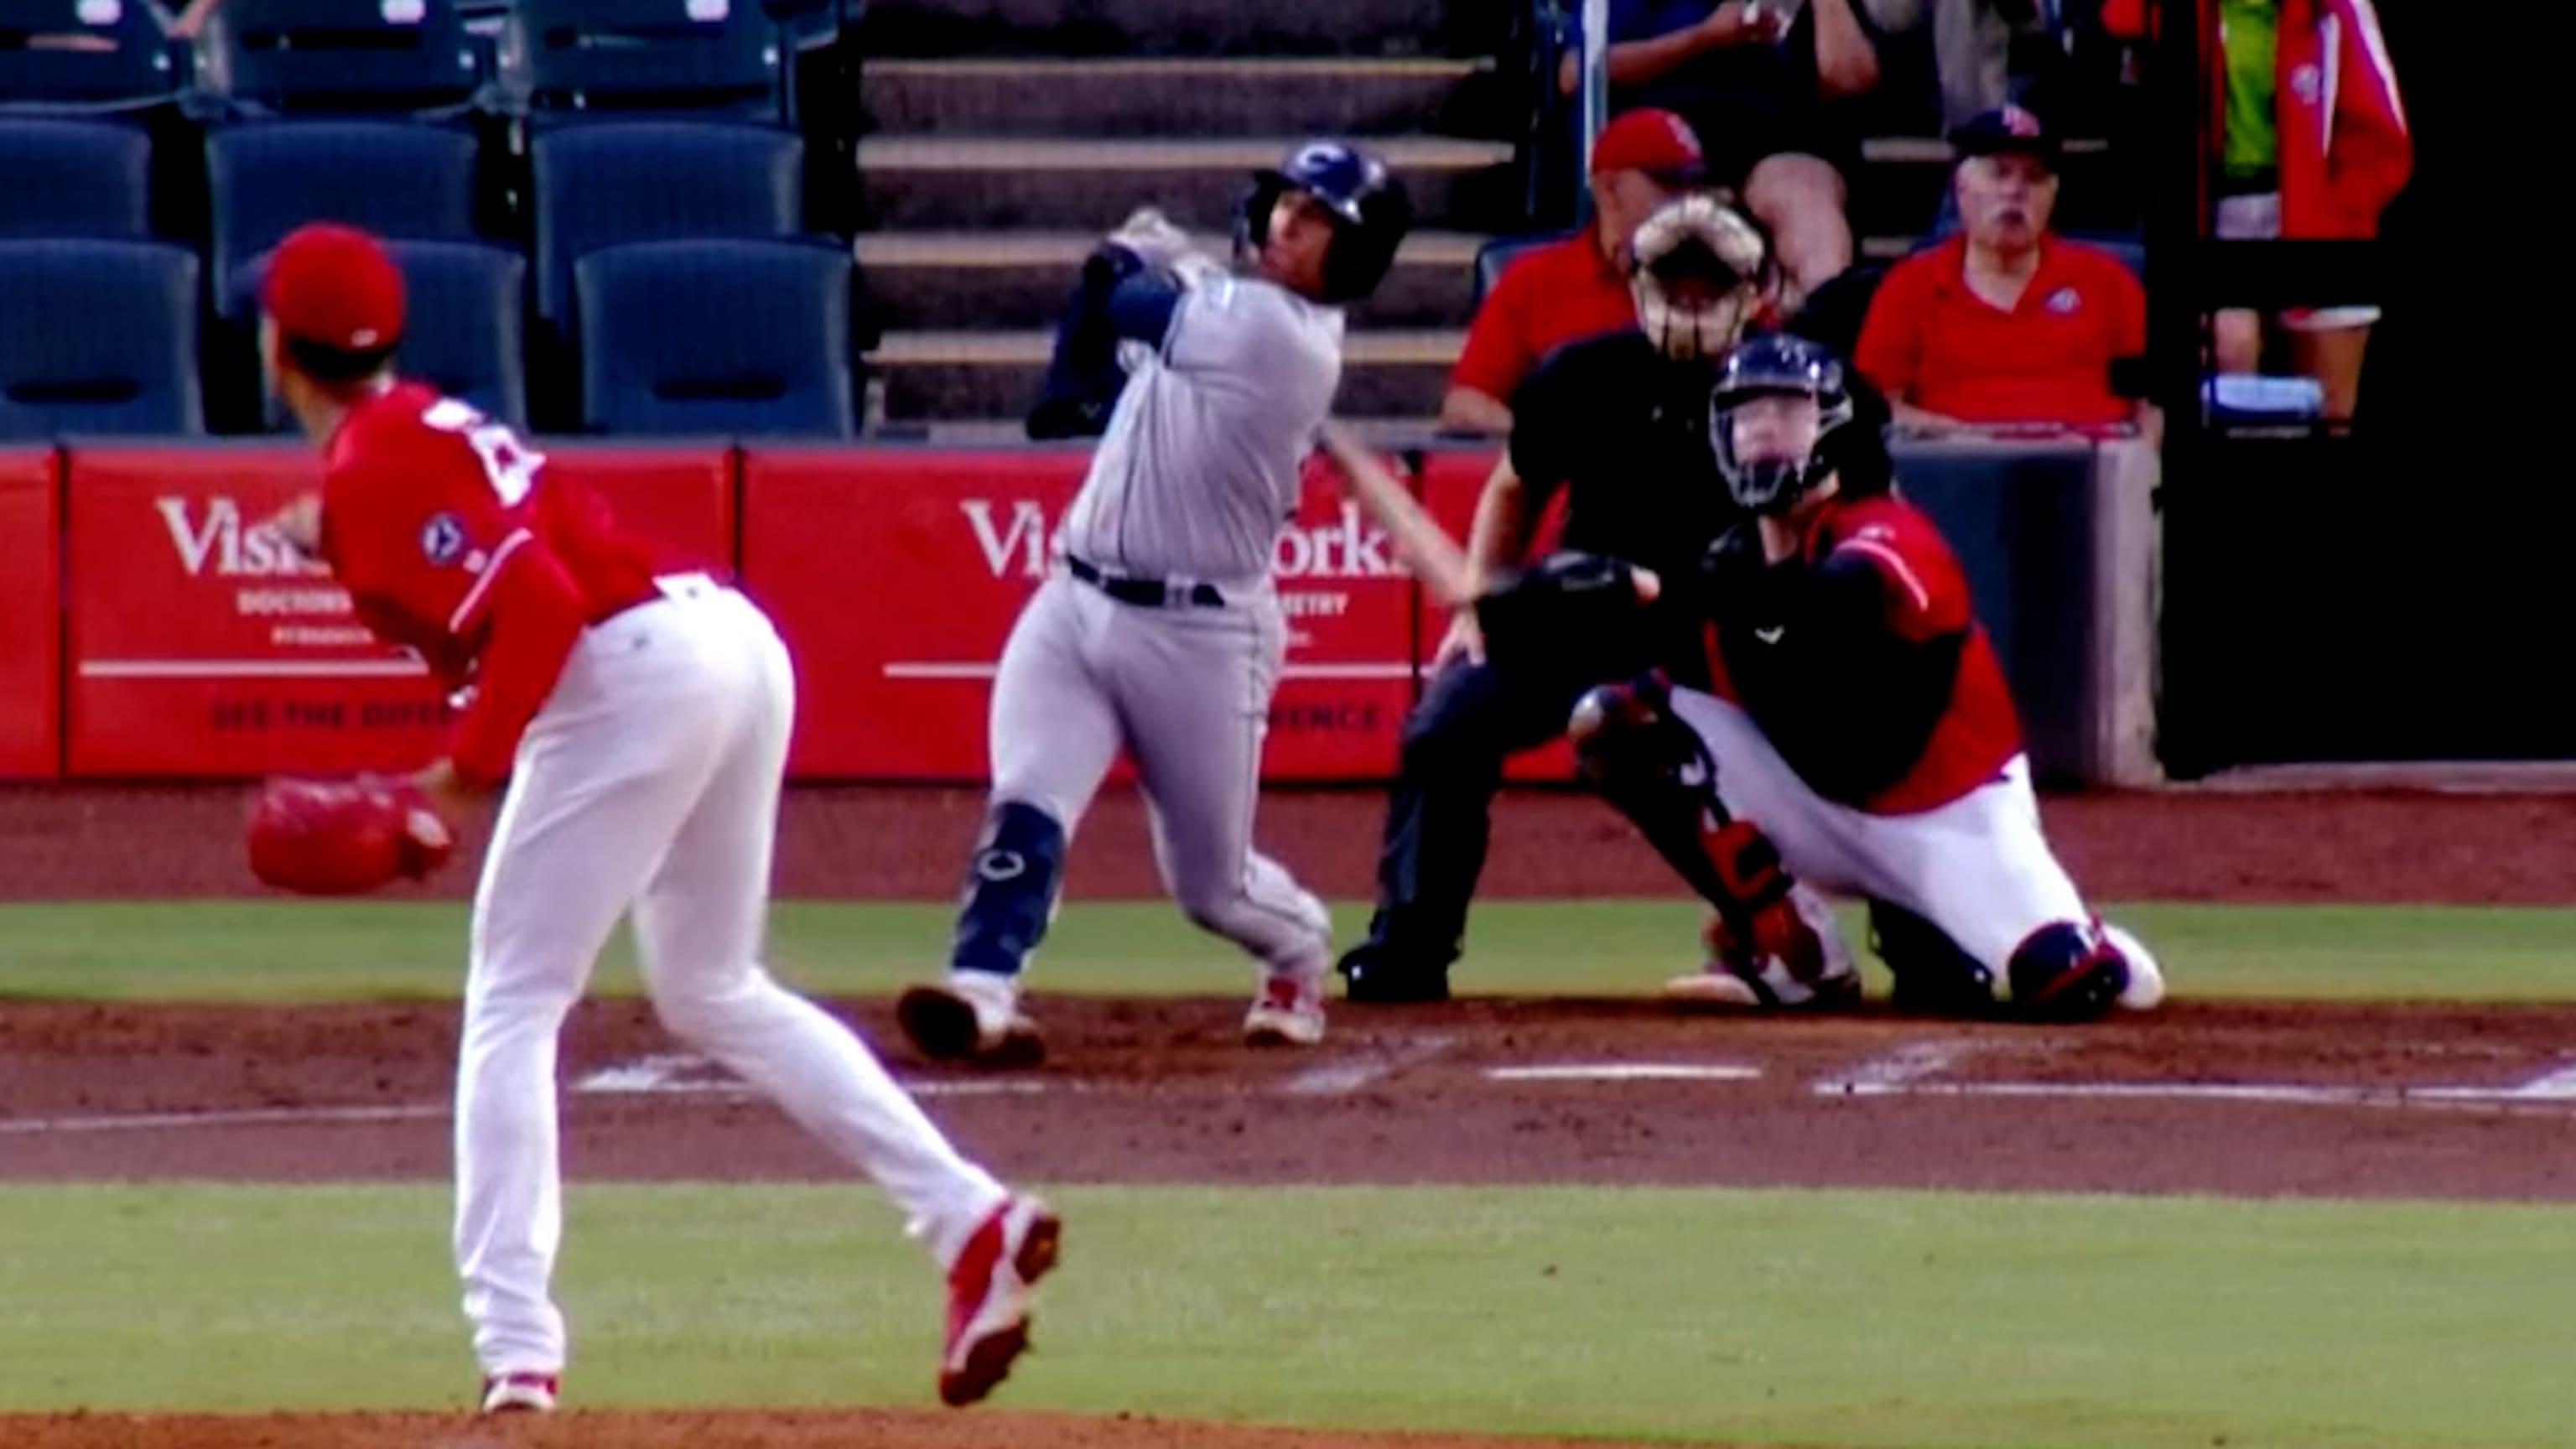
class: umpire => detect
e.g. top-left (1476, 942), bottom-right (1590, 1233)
top-left (1337, 194), bottom-right (1892, 1004)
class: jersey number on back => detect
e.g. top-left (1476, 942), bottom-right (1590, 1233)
top-left (423, 398), bottom-right (545, 507)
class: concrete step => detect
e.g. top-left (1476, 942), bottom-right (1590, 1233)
top-left (860, 56), bottom-right (1503, 138)
top-left (868, 327), bottom-right (1462, 423)
top-left (857, 0), bottom-right (1464, 59)
top-left (855, 134), bottom-right (1521, 232)
top-left (854, 229), bottom-right (1483, 331)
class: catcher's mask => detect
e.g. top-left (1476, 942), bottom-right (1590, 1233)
top-left (1627, 195), bottom-right (1772, 361)
top-left (1707, 333), bottom-right (1857, 515)
top-left (1238, 139), bottom-right (1414, 304)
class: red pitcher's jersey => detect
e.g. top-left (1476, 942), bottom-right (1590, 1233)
top-left (1704, 494), bottom-right (2021, 814)
top-left (317, 382), bottom-right (669, 784)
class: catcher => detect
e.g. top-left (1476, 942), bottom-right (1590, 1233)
top-left (1496, 334), bottom-right (2166, 1020)
top-left (1328, 192), bottom-right (1892, 1004)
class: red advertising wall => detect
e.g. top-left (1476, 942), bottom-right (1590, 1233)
top-left (740, 447), bottom-right (1421, 781)
top-left (0, 449), bottom-right (60, 777)
top-left (63, 444), bottom-right (731, 778)
top-left (1415, 449), bottom-right (1579, 782)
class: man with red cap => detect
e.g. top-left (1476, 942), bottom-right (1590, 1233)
top-left (1441, 106), bottom-right (1707, 434)
top-left (258, 222), bottom-right (1058, 1416)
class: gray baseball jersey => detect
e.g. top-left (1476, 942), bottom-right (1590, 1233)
top-left (1061, 275), bottom-right (1345, 584)
top-left (968, 268), bottom-right (1344, 986)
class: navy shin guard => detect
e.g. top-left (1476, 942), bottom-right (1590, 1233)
top-left (950, 802), bottom-right (1068, 976)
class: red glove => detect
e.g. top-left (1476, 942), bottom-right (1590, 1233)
top-left (246, 776), bottom-right (456, 896)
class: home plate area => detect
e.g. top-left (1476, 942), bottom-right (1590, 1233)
top-left (2, 995), bottom-right (2573, 1201)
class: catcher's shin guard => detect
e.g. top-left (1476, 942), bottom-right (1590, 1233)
top-left (1569, 676), bottom-right (1831, 990)
top-left (2006, 921), bottom-right (2131, 1023)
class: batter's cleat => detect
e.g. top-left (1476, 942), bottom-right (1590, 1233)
top-left (940, 1194), bottom-right (1061, 1408)
top-left (478, 1372), bottom-right (559, 1415)
top-left (1242, 972), bottom-right (1327, 1046)
top-left (899, 972), bottom-right (1044, 1067)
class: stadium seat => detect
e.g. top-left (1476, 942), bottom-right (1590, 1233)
top-left (0, 240), bottom-right (201, 439)
top-left (239, 240), bottom-right (528, 433)
top-left (0, 117), bottom-right (152, 237)
top-left (503, 0), bottom-right (783, 118)
top-left (1472, 230), bottom-right (1575, 310)
top-left (0, 0), bottom-right (177, 112)
top-left (576, 238), bottom-right (854, 438)
top-left (531, 120), bottom-right (802, 330)
top-left (206, 119), bottom-right (483, 316)
top-left (196, 0), bottom-right (483, 116)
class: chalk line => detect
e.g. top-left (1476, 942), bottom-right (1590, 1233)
top-left (1281, 1034), bottom-right (1457, 1096)
top-left (1486, 1063), bottom-right (1761, 1083)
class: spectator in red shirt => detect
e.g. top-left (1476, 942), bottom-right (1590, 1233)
top-left (1853, 106), bottom-right (2148, 433)
top-left (1440, 108), bottom-right (1707, 434)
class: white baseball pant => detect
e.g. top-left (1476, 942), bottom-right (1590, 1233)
top-left (454, 574), bottom-right (1006, 1378)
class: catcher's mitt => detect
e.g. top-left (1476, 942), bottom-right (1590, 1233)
top-left (1472, 551), bottom-right (1652, 667)
top-left (246, 776), bottom-right (455, 896)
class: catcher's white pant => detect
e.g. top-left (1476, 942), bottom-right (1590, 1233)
top-left (455, 574), bottom-right (1007, 1378)
top-left (1667, 686), bottom-right (2162, 1005)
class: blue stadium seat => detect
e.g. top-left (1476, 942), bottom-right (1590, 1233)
top-left (504, 0), bottom-right (783, 118)
top-left (532, 120), bottom-right (802, 330)
top-left (576, 238), bottom-right (853, 437)
top-left (0, 240), bottom-right (201, 439)
top-left (0, 0), bottom-right (177, 112)
top-left (1473, 230), bottom-right (1576, 310)
top-left (0, 117), bottom-right (151, 237)
top-left (196, 0), bottom-right (483, 116)
top-left (206, 119), bottom-right (483, 316)
top-left (239, 240), bottom-right (528, 433)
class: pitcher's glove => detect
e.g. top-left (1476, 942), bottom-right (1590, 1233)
top-left (246, 775), bottom-right (455, 896)
top-left (1473, 551), bottom-right (1652, 667)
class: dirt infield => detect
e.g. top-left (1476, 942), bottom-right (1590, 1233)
top-left (4, 783), bottom-right (2571, 1447)
top-left (8, 781), bottom-right (2576, 903)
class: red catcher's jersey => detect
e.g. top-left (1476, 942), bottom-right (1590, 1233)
top-left (1705, 494), bottom-right (2022, 814)
top-left (317, 382), bottom-right (666, 783)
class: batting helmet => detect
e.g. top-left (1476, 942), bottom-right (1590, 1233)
top-left (1706, 332), bottom-right (1858, 515)
top-left (1239, 140), bottom-right (1412, 304)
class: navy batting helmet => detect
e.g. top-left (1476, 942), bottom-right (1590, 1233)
top-left (1706, 333), bottom-right (1858, 514)
top-left (1239, 140), bottom-right (1412, 304)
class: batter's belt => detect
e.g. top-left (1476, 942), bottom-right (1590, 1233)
top-left (1067, 553), bottom-right (1228, 609)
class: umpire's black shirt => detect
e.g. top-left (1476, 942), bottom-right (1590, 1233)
top-left (1505, 328), bottom-right (1741, 687)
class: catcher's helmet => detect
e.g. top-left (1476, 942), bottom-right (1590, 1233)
top-left (1239, 139), bottom-right (1413, 304)
top-left (1706, 332), bottom-right (1857, 514)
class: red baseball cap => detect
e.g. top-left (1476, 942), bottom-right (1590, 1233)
top-left (262, 223), bottom-right (405, 352)
top-left (1590, 108), bottom-right (1705, 180)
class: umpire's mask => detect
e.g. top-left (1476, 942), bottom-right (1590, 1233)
top-left (1627, 195), bottom-right (1773, 361)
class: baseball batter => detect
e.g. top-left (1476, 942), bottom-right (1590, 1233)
top-left (1548, 333), bottom-right (2166, 1019)
top-left (255, 224), bottom-right (1057, 1413)
top-left (896, 140), bottom-right (1456, 1063)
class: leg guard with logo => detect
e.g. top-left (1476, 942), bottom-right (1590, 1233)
top-left (948, 801), bottom-right (1068, 978)
top-left (1570, 674), bottom-right (1833, 987)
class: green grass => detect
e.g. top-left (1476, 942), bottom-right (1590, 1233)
top-left (0, 1182), bottom-right (2563, 1448)
top-left (2, 900), bottom-right (2574, 1003)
